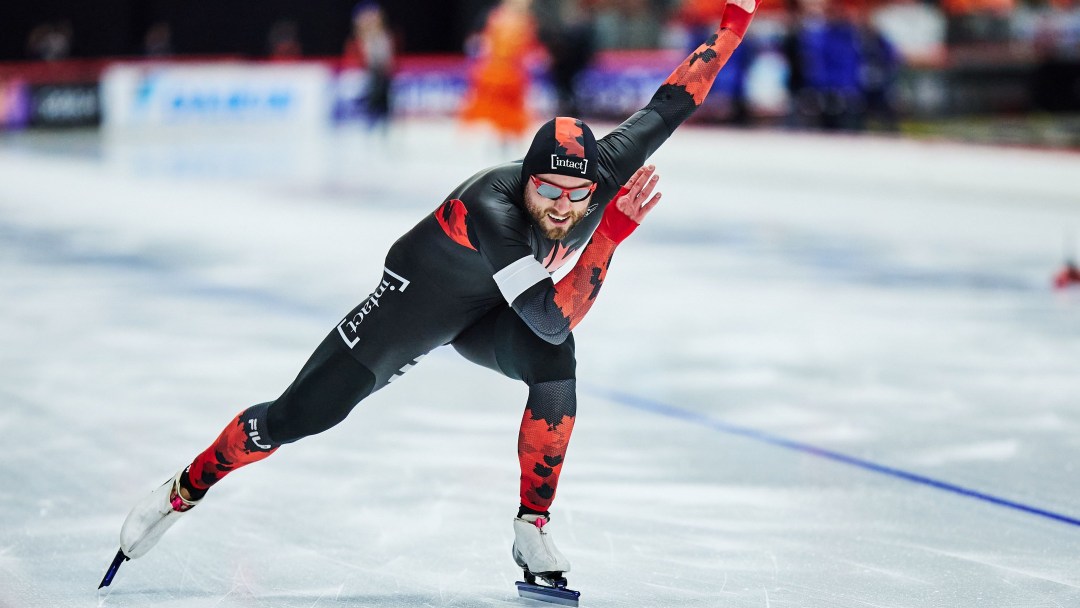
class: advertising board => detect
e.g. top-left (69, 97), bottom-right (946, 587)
top-left (29, 83), bottom-right (100, 127)
top-left (102, 63), bottom-right (334, 130)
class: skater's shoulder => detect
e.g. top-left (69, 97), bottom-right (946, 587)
top-left (454, 162), bottom-right (526, 216)
top-left (457, 162), bottom-right (524, 197)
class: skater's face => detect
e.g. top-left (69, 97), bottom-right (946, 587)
top-left (525, 173), bottom-right (594, 240)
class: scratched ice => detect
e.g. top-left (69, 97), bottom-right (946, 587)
top-left (2, 122), bottom-right (1079, 608)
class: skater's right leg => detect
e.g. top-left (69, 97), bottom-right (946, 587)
top-left (121, 332), bottom-right (378, 559)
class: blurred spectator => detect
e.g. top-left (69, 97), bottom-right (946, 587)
top-left (593, 0), bottom-right (664, 49)
top-left (854, 5), bottom-right (901, 131)
top-left (783, 0), bottom-right (862, 131)
top-left (534, 0), bottom-right (598, 116)
top-left (943, 0), bottom-right (1014, 45)
top-left (780, 0), bottom-right (809, 123)
top-left (267, 20), bottom-right (303, 60)
top-left (1030, 0), bottom-right (1080, 112)
top-left (781, 0), bottom-right (902, 132)
top-left (26, 21), bottom-right (73, 61)
top-left (1028, 0), bottom-right (1080, 59)
top-left (460, 0), bottom-right (541, 148)
top-left (342, 2), bottom-right (396, 131)
top-left (871, 0), bottom-right (947, 68)
top-left (144, 22), bottom-right (174, 58)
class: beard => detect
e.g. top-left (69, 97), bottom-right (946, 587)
top-left (525, 196), bottom-right (586, 240)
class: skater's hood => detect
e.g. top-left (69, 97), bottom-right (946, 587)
top-left (521, 117), bottom-right (598, 184)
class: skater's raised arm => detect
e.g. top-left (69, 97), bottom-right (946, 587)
top-left (597, 0), bottom-right (760, 187)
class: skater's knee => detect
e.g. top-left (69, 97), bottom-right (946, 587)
top-left (241, 402), bottom-right (278, 448)
top-left (458, 307), bottom-right (577, 384)
top-left (518, 337), bottom-right (576, 384)
top-left (499, 319), bottom-right (577, 385)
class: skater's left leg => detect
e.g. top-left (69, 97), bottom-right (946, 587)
top-left (453, 307), bottom-right (577, 575)
top-left (516, 378), bottom-right (577, 516)
top-left (453, 306), bottom-right (578, 515)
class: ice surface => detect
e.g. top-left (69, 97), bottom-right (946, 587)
top-left (2, 121), bottom-right (1079, 607)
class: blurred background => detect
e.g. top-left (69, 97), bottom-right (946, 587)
top-left (1, 0), bottom-right (1079, 147)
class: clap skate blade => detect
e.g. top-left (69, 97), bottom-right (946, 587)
top-left (98, 549), bottom-right (129, 588)
top-left (515, 570), bottom-right (580, 607)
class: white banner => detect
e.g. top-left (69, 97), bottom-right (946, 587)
top-left (102, 62), bottom-right (334, 130)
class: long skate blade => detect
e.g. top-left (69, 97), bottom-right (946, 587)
top-left (98, 548), bottom-right (129, 588)
top-left (516, 581), bottom-right (580, 607)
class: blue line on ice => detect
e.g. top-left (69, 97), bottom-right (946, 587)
top-left (592, 387), bottom-right (1080, 528)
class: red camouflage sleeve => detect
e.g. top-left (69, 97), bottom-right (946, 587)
top-left (552, 187), bottom-right (637, 331)
top-left (595, 0), bottom-right (760, 189)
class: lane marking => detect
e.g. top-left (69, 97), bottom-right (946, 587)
top-left (591, 388), bottom-right (1080, 528)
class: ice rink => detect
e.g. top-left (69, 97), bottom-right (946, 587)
top-left (3, 119), bottom-right (1080, 607)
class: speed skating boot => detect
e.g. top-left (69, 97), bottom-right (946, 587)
top-left (512, 513), bottom-right (571, 575)
top-left (120, 469), bottom-right (199, 559)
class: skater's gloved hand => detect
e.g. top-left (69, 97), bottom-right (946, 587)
top-left (720, 0), bottom-right (759, 40)
top-left (597, 165), bottom-right (662, 245)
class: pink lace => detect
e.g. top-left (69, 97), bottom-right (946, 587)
top-left (169, 487), bottom-right (195, 512)
top-left (533, 517), bottom-right (548, 529)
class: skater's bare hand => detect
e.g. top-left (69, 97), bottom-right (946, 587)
top-left (614, 165), bottom-right (661, 225)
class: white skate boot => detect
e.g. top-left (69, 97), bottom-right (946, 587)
top-left (513, 513), bottom-right (579, 605)
top-left (100, 469), bottom-right (200, 588)
top-left (120, 469), bottom-right (200, 559)
top-left (513, 513), bottom-right (571, 574)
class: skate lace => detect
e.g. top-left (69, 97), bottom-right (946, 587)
top-left (168, 484), bottom-right (198, 513)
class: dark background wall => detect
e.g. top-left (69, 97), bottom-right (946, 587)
top-left (0, 0), bottom-right (499, 60)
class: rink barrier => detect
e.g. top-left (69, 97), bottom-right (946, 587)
top-left (591, 387), bottom-right (1080, 528)
top-left (1, 51), bottom-right (751, 130)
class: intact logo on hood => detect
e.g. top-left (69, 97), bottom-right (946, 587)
top-left (550, 155), bottom-right (588, 175)
top-left (522, 116), bottom-right (598, 182)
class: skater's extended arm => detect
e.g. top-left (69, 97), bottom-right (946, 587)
top-left (505, 166), bottom-right (662, 343)
top-left (597, 0), bottom-right (760, 187)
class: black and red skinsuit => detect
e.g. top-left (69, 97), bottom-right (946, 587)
top-left (181, 10), bottom-right (755, 516)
